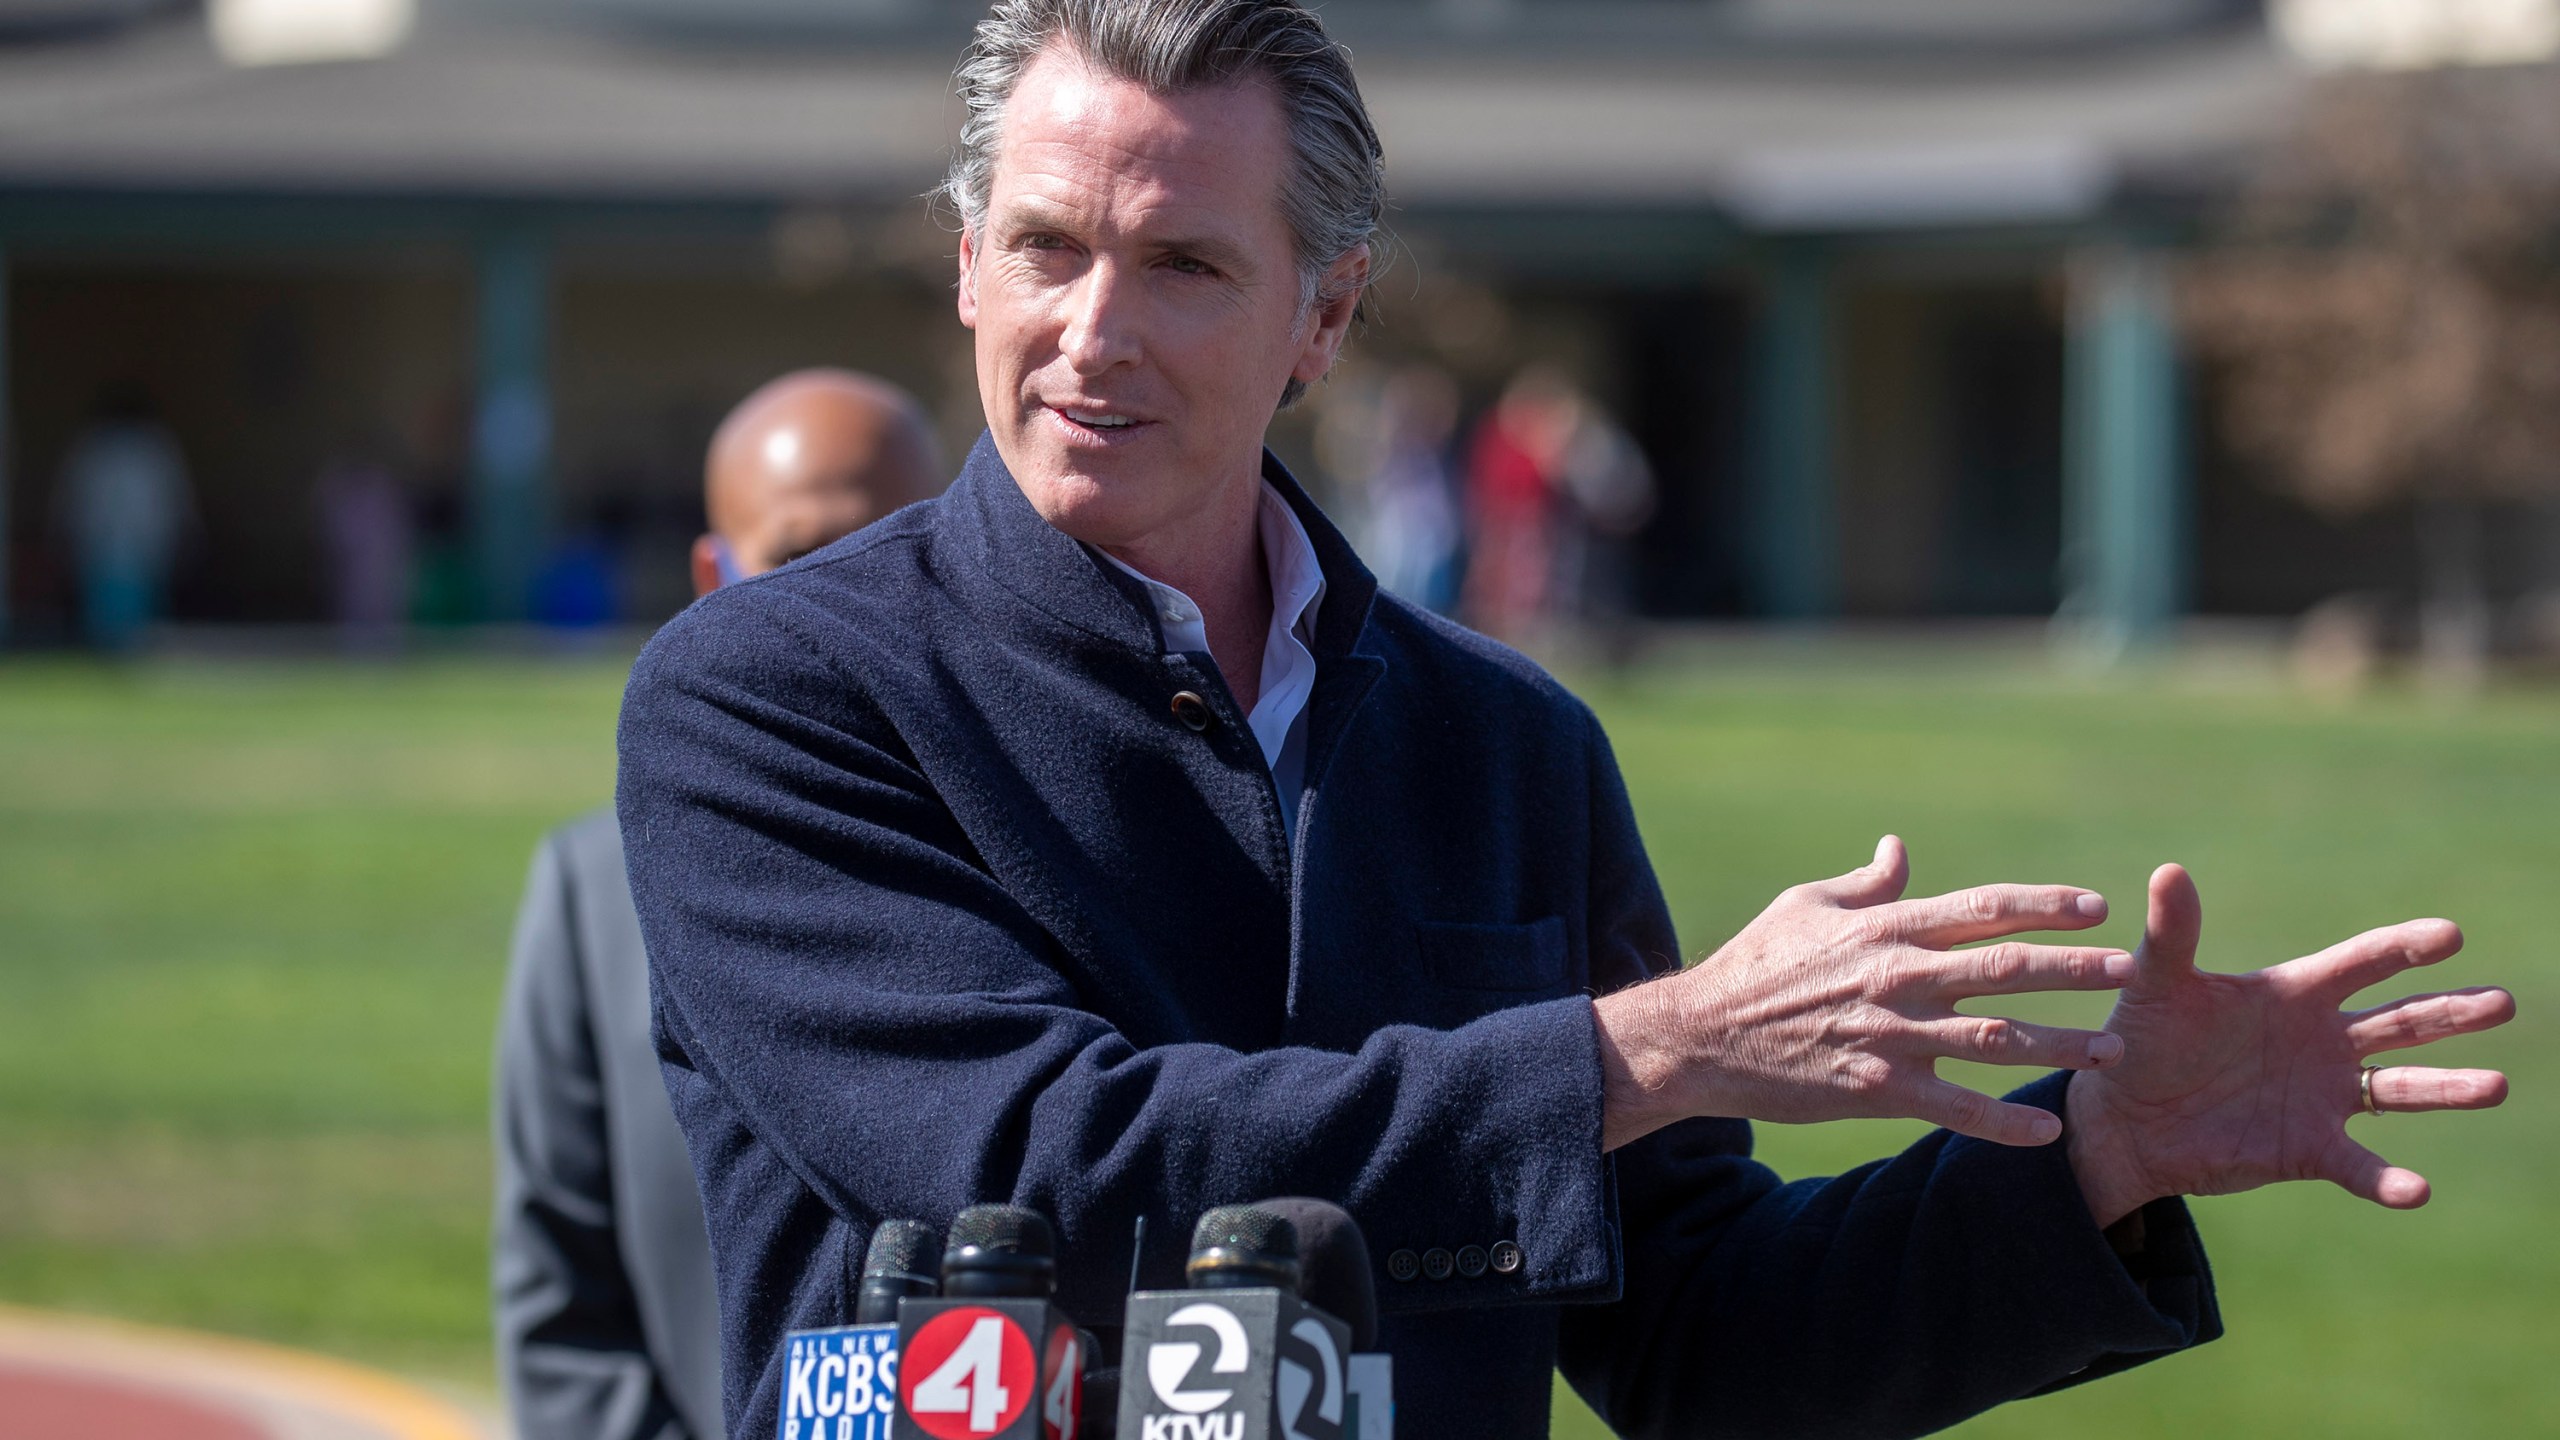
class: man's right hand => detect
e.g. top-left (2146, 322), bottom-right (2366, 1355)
top-left (1594, 835), bottom-right (2135, 1151)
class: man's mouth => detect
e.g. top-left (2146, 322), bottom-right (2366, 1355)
top-left (1048, 404), bottom-right (1148, 438)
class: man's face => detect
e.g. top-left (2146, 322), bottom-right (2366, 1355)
top-left (728, 473), bottom-right (896, 577)
top-left (958, 43), bottom-right (1363, 550)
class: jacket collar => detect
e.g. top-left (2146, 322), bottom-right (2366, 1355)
top-left (941, 430), bottom-right (1382, 665)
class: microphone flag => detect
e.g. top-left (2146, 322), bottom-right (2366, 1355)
top-left (1119, 1287), bottom-right (1353, 1440)
top-left (780, 1323), bottom-right (901, 1440)
top-left (892, 1297), bottom-right (1082, 1440)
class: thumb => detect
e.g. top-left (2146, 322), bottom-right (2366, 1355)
top-left (2132, 862), bottom-right (2202, 995)
top-left (1825, 834), bottom-right (1911, 909)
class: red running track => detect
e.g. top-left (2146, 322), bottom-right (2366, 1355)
top-left (0, 1361), bottom-right (270, 1440)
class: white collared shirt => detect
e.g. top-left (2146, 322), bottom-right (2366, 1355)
top-left (1099, 482), bottom-right (1327, 837)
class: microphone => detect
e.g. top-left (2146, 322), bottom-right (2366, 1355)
top-left (895, 1203), bottom-right (1086, 1440)
top-left (861, 1219), bottom-right (946, 1324)
top-left (782, 1218), bottom-right (943, 1440)
top-left (1185, 1205), bottom-right (1301, 1293)
top-left (1250, 1200), bottom-right (1386, 1440)
top-left (1247, 1200), bottom-right (1374, 1352)
top-left (1119, 1203), bottom-right (1386, 1440)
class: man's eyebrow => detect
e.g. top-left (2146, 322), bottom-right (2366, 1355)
top-left (995, 200), bottom-right (1081, 235)
top-left (1153, 233), bottom-right (1256, 274)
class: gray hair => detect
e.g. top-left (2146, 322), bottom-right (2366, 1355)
top-left (947, 0), bottom-right (1387, 406)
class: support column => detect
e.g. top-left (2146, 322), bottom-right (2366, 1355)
top-left (471, 228), bottom-right (552, 623)
top-left (1748, 245), bottom-right (1840, 619)
top-left (2061, 245), bottom-right (2186, 653)
top-left (0, 243), bottom-right (12, 645)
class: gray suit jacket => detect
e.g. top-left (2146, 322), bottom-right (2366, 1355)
top-left (495, 808), bottom-right (725, 1440)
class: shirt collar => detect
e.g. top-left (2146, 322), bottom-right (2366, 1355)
top-left (1096, 480), bottom-right (1327, 660)
top-left (938, 432), bottom-right (1380, 667)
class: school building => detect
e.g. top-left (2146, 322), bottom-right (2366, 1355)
top-left (0, 0), bottom-right (2473, 639)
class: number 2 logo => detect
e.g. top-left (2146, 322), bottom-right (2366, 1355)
top-left (902, 1308), bottom-right (1035, 1438)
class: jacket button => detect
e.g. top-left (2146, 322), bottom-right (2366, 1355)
top-left (1490, 1240), bottom-right (1523, 1275)
top-left (1386, 1249), bottom-right (1420, 1282)
top-left (1421, 1248), bottom-right (1454, 1281)
top-left (1456, 1244), bottom-right (1489, 1278)
top-left (1169, 691), bottom-right (1213, 732)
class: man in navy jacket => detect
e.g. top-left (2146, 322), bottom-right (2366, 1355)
top-left (617, 3), bottom-right (2514, 1435)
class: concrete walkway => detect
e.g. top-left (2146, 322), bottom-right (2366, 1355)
top-left (0, 1306), bottom-right (495, 1440)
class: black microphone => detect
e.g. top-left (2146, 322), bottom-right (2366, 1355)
top-left (781, 1218), bottom-right (943, 1440)
top-left (894, 1204), bottom-right (1086, 1440)
top-left (942, 1203), bottom-right (1059, 1298)
top-left (1248, 1200), bottom-right (1375, 1353)
top-left (858, 1218), bottom-right (945, 1325)
top-left (1120, 1203), bottom-right (1377, 1440)
top-left (1253, 1200), bottom-right (1387, 1440)
top-left (1186, 1204), bottom-right (1302, 1293)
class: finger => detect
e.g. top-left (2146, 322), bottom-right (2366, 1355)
top-left (2127, 863), bottom-right (2201, 999)
top-left (1921, 1015), bottom-right (2125, 1070)
top-left (2281, 918), bottom-right (2464, 1001)
top-left (2319, 1137), bottom-right (2430, 1209)
top-left (1800, 834), bottom-right (1911, 909)
top-left (1902, 1078), bottom-right (2064, 1147)
top-left (2369, 1066), bottom-right (2510, 1113)
top-left (1933, 942), bottom-right (2136, 998)
top-left (2345, 986), bottom-right (2517, 1057)
top-left (1883, 883), bottom-right (2110, 946)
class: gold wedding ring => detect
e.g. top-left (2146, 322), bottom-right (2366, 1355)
top-left (2360, 1065), bottom-right (2386, 1116)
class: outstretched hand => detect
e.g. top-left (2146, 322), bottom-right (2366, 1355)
top-left (1596, 836), bottom-right (2135, 1151)
top-left (2063, 864), bottom-right (2515, 1228)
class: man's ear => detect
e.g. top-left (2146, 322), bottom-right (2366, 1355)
top-left (956, 226), bottom-right (981, 330)
top-left (1291, 244), bottom-right (1370, 386)
top-left (689, 534), bottom-right (724, 598)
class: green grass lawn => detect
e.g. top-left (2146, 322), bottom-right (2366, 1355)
top-left (0, 647), bottom-right (2550, 1435)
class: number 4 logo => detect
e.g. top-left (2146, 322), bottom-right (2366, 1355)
top-left (1042, 1326), bottom-right (1082, 1439)
top-left (903, 1309), bottom-right (1035, 1438)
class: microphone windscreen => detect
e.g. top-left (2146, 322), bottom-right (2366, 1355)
top-left (862, 1218), bottom-right (941, 1284)
top-left (1186, 1204), bottom-right (1302, 1293)
top-left (948, 1203), bottom-right (1056, 1260)
top-left (1255, 1198), bottom-right (1378, 1351)
top-left (1189, 1205), bottom-right (1299, 1265)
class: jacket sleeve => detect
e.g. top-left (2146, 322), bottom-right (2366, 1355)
top-left (1557, 713), bottom-right (2221, 1440)
top-left (494, 832), bottom-right (699, 1440)
top-left (614, 597), bottom-right (1620, 1325)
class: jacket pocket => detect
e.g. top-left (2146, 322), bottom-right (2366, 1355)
top-left (1417, 916), bottom-right (1570, 993)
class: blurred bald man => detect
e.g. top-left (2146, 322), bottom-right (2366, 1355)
top-left (495, 370), bottom-right (939, 1440)
top-left (692, 369), bottom-right (943, 594)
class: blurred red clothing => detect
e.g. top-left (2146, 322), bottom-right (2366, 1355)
top-left (1462, 408), bottom-right (1557, 640)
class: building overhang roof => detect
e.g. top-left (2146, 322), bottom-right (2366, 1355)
top-left (0, 9), bottom-right (2305, 231)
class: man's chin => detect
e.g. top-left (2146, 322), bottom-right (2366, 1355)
top-left (1003, 450), bottom-right (1161, 550)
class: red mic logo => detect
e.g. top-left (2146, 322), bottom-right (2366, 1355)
top-left (901, 1307), bottom-right (1035, 1438)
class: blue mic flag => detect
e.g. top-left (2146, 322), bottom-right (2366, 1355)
top-left (782, 1323), bottom-right (901, 1440)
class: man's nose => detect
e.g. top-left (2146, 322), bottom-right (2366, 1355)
top-left (1058, 261), bottom-right (1143, 375)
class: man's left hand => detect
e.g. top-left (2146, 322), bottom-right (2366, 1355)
top-left (2064, 864), bottom-right (2514, 1228)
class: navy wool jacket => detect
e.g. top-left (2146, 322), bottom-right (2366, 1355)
top-left (616, 436), bottom-right (2219, 1439)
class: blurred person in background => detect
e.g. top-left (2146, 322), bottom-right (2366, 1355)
top-left (1356, 364), bottom-right (1464, 613)
top-left (315, 443), bottom-right (415, 653)
top-left (1548, 385), bottom-right (1656, 661)
top-left (54, 384), bottom-right (193, 651)
top-left (1460, 364), bottom-right (1575, 643)
top-left (493, 368), bottom-right (941, 1440)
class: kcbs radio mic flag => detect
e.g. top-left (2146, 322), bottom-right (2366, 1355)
top-left (1119, 1206), bottom-right (1365, 1440)
top-left (779, 1219), bottom-right (943, 1440)
top-left (893, 1204), bottom-right (1083, 1440)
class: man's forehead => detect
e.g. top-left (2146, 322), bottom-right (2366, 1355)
top-left (991, 43), bottom-right (1288, 234)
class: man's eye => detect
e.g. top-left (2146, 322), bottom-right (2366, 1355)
top-left (1019, 233), bottom-right (1066, 251)
top-left (1165, 255), bottom-right (1214, 276)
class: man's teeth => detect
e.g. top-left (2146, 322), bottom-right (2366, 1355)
top-left (1066, 410), bottom-right (1133, 429)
